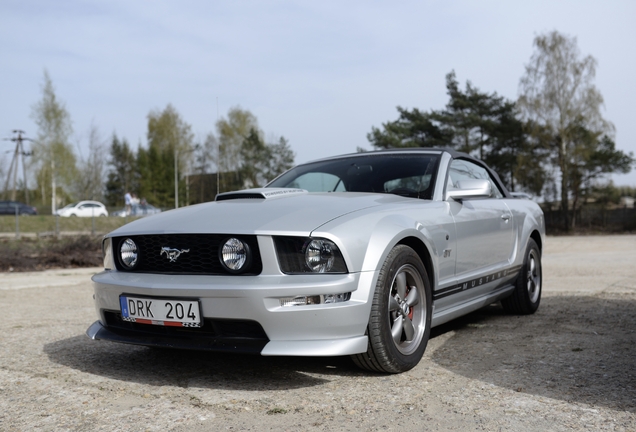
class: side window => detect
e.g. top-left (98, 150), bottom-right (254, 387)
top-left (288, 172), bottom-right (345, 192)
top-left (448, 159), bottom-right (503, 198)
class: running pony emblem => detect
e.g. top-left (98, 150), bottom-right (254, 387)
top-left (160, 247), bottom-right (190, 262)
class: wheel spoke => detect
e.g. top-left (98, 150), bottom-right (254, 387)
top-left (391, 316), bottom-right (404, 343)
top-left (396, 272), bottom-right (407, 300)
top-left (530, 258), bottom-right (535, 275)
top-left (525, 251), bottom-right (541, 303)
top-left (405, 285), bottom-right (419, 307)
top-left (402, 315), bottom-right (415, 341)
top-left (389, 295), bottom-right (400, 312)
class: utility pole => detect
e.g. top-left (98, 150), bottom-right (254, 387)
top-left (216, 97), bottom-right (220, 198)
top-left (174, 148), bottom-right (179, 209)
top-left (3, 130), bottom-right (33, 204)
top-left (51, 159), bottom-right (56, 216)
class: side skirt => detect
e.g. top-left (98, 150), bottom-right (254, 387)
top-left (431, 284), bottom-right (515, 328)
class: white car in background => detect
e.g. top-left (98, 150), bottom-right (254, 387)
top-left (56, 200), bottom-right (108, 217)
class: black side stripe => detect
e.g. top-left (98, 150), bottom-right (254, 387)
top-left (434, 265), bottom-right (522, 301)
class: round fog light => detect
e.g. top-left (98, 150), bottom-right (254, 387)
top-left (220, 237), bottom-right (251, 273)
top-left (120, 238), bottom-right (138, 268)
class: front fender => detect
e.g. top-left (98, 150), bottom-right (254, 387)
top-left (311, 203), bottom-right (452, 299)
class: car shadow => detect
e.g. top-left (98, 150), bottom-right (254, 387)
top-left (43, 334), bottom-right (364, 391)
top-left (428, 295), bottom-right (636, 413)
top-left (44, 295), bottom-right (635, 411)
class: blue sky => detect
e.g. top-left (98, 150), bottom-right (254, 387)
top-left (2, 0), bottom-right (635, 186)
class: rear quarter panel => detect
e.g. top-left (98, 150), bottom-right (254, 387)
top-left (504, 198), bottom-right (545, 265)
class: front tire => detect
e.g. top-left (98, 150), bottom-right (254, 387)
top-left (352, 245), bottom-right (432, 373)
top-left (502, 238), bottom-right (542, 314)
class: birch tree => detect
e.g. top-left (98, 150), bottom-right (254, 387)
top-left (518, 31), bottom-right (614, 230)
top-left (30, 70), bottom-right (77, 210)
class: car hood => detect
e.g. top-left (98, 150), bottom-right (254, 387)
top-left (108, 189), bottom-right (413, 237)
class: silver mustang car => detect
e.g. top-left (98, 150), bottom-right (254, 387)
top-left (87, 148), bottom-right (544, 373)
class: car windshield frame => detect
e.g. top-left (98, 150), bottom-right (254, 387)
top-left (267, 153), bottom-right (441, 200)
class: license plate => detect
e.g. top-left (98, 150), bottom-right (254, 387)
top-left (120, 296), bottom-right (202, 328)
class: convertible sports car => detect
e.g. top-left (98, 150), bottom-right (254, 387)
top-left (87, 148), bottom-right (544, 373)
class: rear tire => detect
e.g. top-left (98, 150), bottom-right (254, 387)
top-left (352, 245), bottom-right (432, 373)
top-left (502, 238), bottom-right (541, 314)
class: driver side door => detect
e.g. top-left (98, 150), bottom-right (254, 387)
top-left (447, 159), bottom-right (515, 283)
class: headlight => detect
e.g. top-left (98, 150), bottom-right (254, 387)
top-left (219, 237), bottom-right (252, 273)
top-left (305, 239), bottom-right (336, 273)
top-left (274, 237), bottom-right (348, 274)
top-left (119, 238), bottom-right (138, 269)
top-left (103, 238), bottom-right (114, 270)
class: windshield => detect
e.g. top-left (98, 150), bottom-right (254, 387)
top-left (267, 153), bottom-right (440, 199)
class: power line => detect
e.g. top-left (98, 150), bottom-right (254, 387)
top-left (3, 130), bottom-right (33, 204)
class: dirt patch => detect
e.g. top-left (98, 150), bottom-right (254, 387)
top-left (0, 236), bottom-right (102, 272)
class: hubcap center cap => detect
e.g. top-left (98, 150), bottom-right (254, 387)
top-left (400, 301), bottom-right (410, 316)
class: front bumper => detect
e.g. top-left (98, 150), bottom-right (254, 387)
top-left (89, 269), bottom-right (376, 356)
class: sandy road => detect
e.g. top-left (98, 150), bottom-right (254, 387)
top-left (0, 235), bottom-right (635, 431)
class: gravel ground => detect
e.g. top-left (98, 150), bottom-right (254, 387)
top-left (1, 235), bottom-right (635, 431)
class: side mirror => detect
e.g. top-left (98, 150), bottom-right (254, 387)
top-left (511, 192), bottom-right (532, 199)
top-left (446, 179), bottom-right (492, 201)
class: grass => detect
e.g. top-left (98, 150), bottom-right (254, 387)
top-left (0, 215), bottom-right (133, 234)
top-left (0, 215), bottom-right (147, 271)
top-left (0, 215), bottom-right (149, 272)
top-left (0, 236), bottom-right (103, 271)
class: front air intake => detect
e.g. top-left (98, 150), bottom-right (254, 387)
top-left (111, 234), bottom-right (262, 275)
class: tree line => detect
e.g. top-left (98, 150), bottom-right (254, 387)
top-left (14, 72), bottom-right (295, 212)
top-left (103, 105), bottom-right (294, 209)
top-left (367, 31), bottom-right (634, 231)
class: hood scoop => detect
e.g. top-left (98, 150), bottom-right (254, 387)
top-left (216, 188), bottom-right (308, 201)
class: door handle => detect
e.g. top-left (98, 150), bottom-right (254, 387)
top-left (501, 214), bottom-right (511, 222)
